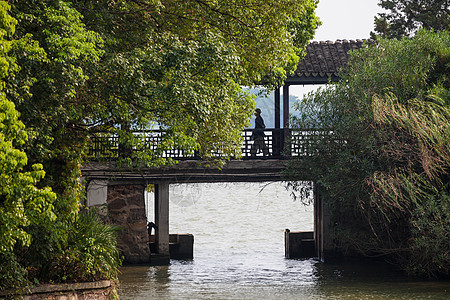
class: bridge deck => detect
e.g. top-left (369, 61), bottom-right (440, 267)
top-left (82, 159), bottom-right (292, 183)
top-left (82, 128), bottom-right (323, 183)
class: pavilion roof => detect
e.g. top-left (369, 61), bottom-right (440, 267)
top-left (286, 39), bottom-right (374, 85)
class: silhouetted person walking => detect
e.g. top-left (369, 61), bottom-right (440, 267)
top-left (250, 108), bottom-right (269, 157)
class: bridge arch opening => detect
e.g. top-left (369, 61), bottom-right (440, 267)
top-left (145, 181), bottom-right (314, 261)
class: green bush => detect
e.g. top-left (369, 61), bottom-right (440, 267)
top-left (408, 189), bottom-right (450, 277)
top-left (0, 97), bottom-right (121, 290)
top-left (287, 30), bottom-right (450, 277)
top-left (0, 95), bottom-right (56, 291)
top-left (44, 208), bottom-right (122, 283)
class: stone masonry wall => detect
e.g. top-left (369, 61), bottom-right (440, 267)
top-left (107, 184), bottom-right (150, 263)
top-left (2, 281), bottom-right (115, 300)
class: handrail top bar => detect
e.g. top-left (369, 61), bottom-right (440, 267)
top-left (89, 128), bottom-right (323, 133)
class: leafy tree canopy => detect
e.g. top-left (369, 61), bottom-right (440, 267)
top-left (0, 1), bottom-right (57, 289)
top-left (372, 0), bottom-right (450, 39)
top-left (0, 0), bottom-right (320, 289)
top-left (0, 0), bottom-right (114, 289)
top-left (7, 0), bottom-right (321, 167)
top-left (69, 0), bottom-right (321, 161)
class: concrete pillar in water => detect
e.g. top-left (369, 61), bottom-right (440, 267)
top-left (155, 182), bottom-right (170, 256)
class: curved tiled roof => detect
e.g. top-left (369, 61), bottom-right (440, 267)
top-left (286, 39), bottom-right (374, 85)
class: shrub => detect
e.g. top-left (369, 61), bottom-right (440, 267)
top-left (41, 208), bottom-right (122, 283)
top-left (287, 30), bottom-right (450, 277)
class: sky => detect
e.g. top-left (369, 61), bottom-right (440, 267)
top-left (288, 0), bottom-right (386, 97)
top-left (313, 0), bottom-right (386, 41)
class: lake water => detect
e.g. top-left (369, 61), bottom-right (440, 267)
top-left (118, 182), bottom-right (450, 299)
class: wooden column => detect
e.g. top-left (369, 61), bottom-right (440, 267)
top-left (275, 87), bottom-right (281, 129)
top-left (314, 183), bottom-right (322, 260)
top-left (282, 84), bottom-right (290, 129)
top-left (273, 88), bottom-right (282, 157)
top-left (155, 182), bottom-right (170, 256)
top-left (283, 85), bottom-right (290, 156)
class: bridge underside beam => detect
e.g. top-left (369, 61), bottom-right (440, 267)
top-left (81, 160), bottom-right (305, 184)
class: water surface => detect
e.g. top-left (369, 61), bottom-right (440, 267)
top-left (118, 182), bottom-right (449, 299)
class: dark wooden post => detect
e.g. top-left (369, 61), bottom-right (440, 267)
top-left (314, 183), bottom-right (322, 260)
top-left (283, 84), bottom-right (290, 157)
top-left (273, 88), bottom-right (282, 157)
top-left (275, 88), bottom-right (281, 129)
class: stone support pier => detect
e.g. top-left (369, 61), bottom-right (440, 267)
top-left (86, 180), bottom-right (173, 264)
top-left (107, 183), bottom-right (150, 263)
top-left (87, 180), bottom-right (151, 264)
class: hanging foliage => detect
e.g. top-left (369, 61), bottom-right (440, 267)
top-left (287, 30), bottom-right (449, 277)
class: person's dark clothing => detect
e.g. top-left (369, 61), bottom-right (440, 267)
top-left (251, 115), bottom-right (268, 156)
top-left (253, 115), bottom-right (265, 138)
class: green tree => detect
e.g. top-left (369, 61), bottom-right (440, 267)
top-left (0, 1), bottom-right (121, 289)
top-left (8, 0), bottom-right (103, 202)
top-left (372, 0), bottom-right (450, 39)
top-left (71, 0), bottom-right (320, 161)
top-left (0, 98), bottom-right (57, 290)
top-left (287, 30), bottom-right (450, 277)
top-left (0, 1), bottom-right (57, 289)
top-left (5, 0), bottom-right (106, 284)
top-left (1, 0), bottom-right (320, 289)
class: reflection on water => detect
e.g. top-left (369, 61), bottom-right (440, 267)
top-left (119, 259), bottom-right (450, 300)
top-left (119, 182), bottom-right (450, 299)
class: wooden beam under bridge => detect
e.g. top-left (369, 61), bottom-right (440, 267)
top-left (81, 159), bottom-right (304, 184)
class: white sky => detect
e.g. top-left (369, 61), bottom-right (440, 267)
top-left (289, 0), bottom-right (386, 96)
top-left (313, 0), bottom-right (385, 41)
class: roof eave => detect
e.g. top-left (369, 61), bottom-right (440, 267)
top-left (284, 74), bottom-right (340, 85)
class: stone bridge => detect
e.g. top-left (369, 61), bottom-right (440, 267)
top-left (82, 158), bottom-right (330, 265)
top-left (81, 39), bottom-right (370, 264)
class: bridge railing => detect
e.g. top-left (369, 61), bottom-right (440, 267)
top-left (86, 128), bottom-right (322, 160)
